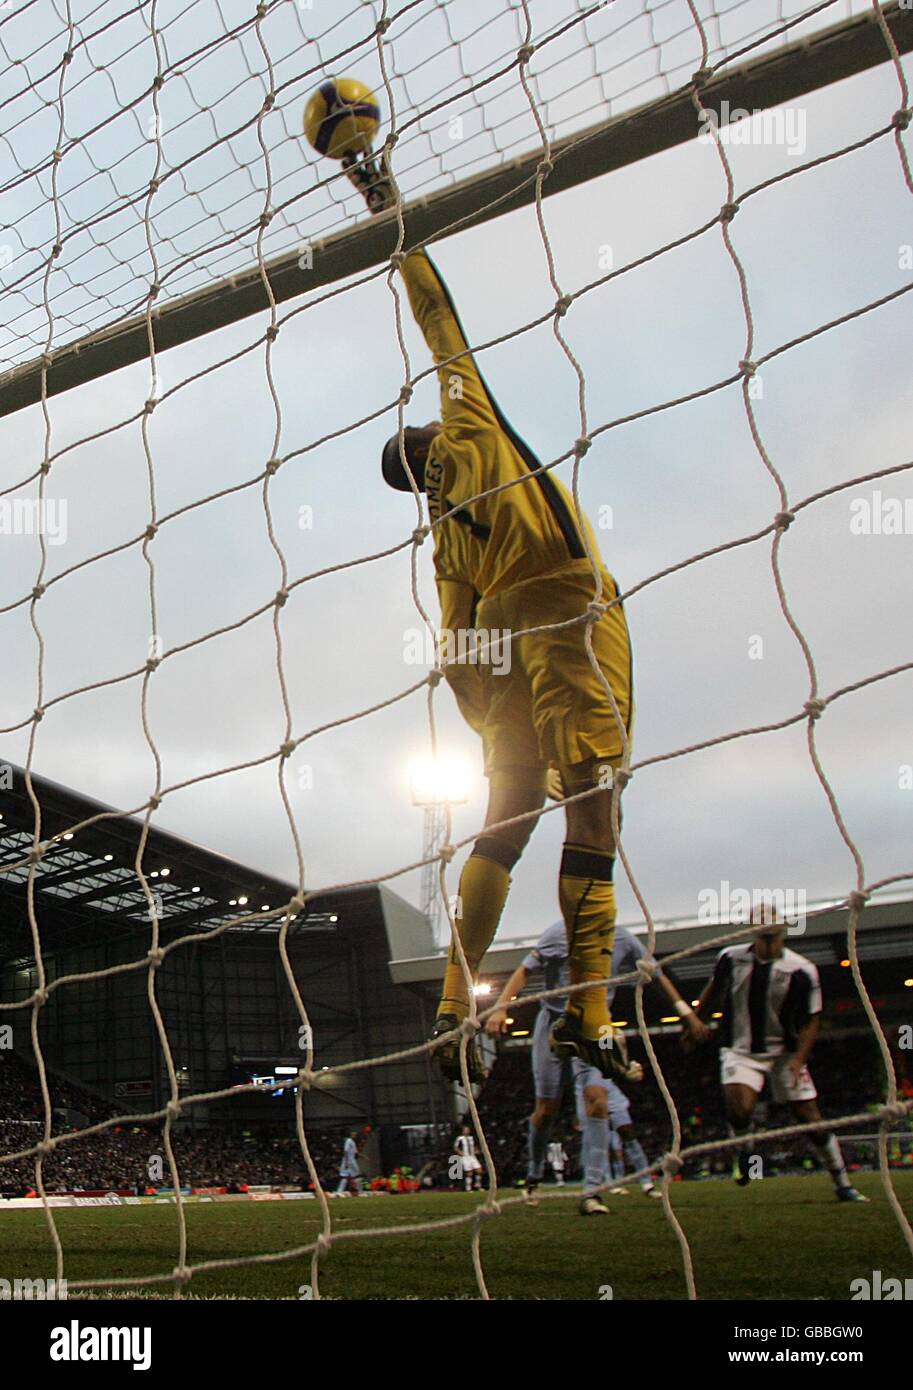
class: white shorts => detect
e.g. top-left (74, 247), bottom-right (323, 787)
top-left (720, 1047), bottom-right (817, 1103)
top-left (459, 1155), bottom-right (482, 1173)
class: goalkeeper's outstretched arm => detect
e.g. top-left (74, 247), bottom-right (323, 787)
top-left (397, 249), bottom-right (499, 435)
top-left (354, 168), bottom-right (498, 433)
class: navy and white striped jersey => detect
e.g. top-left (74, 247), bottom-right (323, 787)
top-left (455, 1134), bottom-right (477, 1160)
top-left (522, 921), bottom-right (661, 1015)
top-left (711, 943), bottom-right (822, 1056)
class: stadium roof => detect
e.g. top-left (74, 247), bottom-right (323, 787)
top-left (2, 760), bottom-right (909, 1012)
top-left (390, 895), bottom-right (913, 989)
top-left (0, 763), bottom-right (433, 967)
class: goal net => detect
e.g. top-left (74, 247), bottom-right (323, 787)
top-left (0, 0), bottom-right (911, 1300)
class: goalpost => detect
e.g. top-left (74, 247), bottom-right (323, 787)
top-left (0, 0), bottom-right (911, 1301)
top-left (1, 3), bottom-right (912, 415)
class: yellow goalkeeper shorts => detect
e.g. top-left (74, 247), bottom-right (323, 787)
top-left (474, 559), bottom-right (633, 777)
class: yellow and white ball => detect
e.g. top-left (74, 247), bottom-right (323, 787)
top-left (303, 77), bottom-right (381, 160)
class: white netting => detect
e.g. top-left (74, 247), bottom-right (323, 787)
top-left (0, 0), bottom-right (911, 1299)
top-left (0, 0), bottom-right (888, 370)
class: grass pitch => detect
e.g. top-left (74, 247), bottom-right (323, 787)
top-left (1, 1174), bottom-right (910, 1300)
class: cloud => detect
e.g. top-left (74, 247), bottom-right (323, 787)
top-left (1, 13), bottom-right (910, 948)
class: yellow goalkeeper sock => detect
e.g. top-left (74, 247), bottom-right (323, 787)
top-left (559, 842), bottom-right (616, 1040)
top-left (437, 837), bottom-right (518, 1024)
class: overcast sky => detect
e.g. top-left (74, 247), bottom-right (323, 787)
top-left (1, 0), bottom-right (910, 949)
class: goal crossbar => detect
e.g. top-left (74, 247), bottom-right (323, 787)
top-left (0, 2), bottom-right (909, 421)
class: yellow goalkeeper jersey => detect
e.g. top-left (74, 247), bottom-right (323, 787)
top-left (400, 248), bottom-right (608, 736)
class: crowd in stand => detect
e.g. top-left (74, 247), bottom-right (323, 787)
top-left (1, 1030), bottom-right (908, 1196)
top-left (0, 1053), bottom-right (348, 1196)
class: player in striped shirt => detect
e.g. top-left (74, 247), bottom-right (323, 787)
top-left (453, 1126), bottom-right (483, 1191)
top-left (693, 917), bottom-right (868, 1202)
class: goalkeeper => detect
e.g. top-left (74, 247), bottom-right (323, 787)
top-left (359, 186), bottom-right (633, 1084)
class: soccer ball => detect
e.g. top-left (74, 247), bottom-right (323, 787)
top-left (303, 77), bottom-right (381, 160)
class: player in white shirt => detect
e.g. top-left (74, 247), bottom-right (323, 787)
top-left (547, 1137), bottom-right (568, 1185)
top-left (335, 1130), bottom-right (361, 1196)
top-left (693, 916), bottom-right (868, 1202)
top-left (454, 1125), bottom-right (483, 1191)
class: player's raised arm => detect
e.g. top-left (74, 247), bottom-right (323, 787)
top-left (396, 249), bottom-right (498, 433)
top-left (485, 960), bottom-right (530, 1037)
top-left (624, 929), bottom-right (710, 1042)
top-left (344, 152), bottom-right (497, 434)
